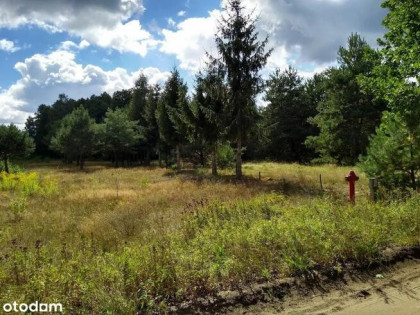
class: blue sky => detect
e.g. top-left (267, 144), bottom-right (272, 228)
top-left (0, 0), bottom-right (387, 125)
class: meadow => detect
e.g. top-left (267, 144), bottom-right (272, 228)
top-left (0, 162), bottom-right (419, 313)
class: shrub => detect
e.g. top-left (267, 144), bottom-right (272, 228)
top-left (216, 144), bottom-right (235, 169)
top-left (0, 161), bottom-right (24, 173)
top-left (0, 171), bottom-right (57, 196)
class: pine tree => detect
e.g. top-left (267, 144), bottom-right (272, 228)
top-left (143, 84), bottom-right (161, 165)
top-left (156, 68), bottom-right (187, 171)
top-left (192, 66), bottom-right (228, 175)
top-left (358, 0), bottom-right (420, 190)
top-left (50, 106), bottom-right (96, 169)
top-left (214, 0), bottom-right (272, 178)
top-left (101, 108), bottom-right (141, 167)
top-left (359, 111), bottom-right (419, 190)
top-left (306, 33), bottom-right (386, 165)
top-left (128, 74), bottom-right (149, 125)
top-left (0, 124), bottom-right (34, 173)
top-left (263, 67), bottom-right (316, 162)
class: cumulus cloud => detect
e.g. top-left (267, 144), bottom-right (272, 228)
top-left (0, 0), bottom-right (156, 56)
top-left (241, 0), bottom-right (386, 64)
top-left (59, 40), bottom-right (90, 51)
top-left (160, 10), bottom-right (220, 72)
top-left (0, 49), bottom-right (170, 124)
top-left (0, 39), bottom-right (20, 53)
top-left (177, 11), bottom-right (187, 17)
top-left (160, 0), bottom-right (385, 74)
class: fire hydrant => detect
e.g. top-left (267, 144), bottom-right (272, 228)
top-left (345, 171), bottom-right (359, 204)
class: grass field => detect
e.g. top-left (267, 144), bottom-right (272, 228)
top-left (0, 161), bottom-right (419, 313)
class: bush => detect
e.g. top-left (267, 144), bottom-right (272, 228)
top-left (0, 161), bottom-right (24, 173)
top-left (0, 171), bottom-right (58, 196)
top-left (217, 144), bottom-right (235, 169)
top-left (359, 111), bottom-right (419, 191)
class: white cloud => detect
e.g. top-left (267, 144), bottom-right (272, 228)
top-left (177, 11), bottom-right (187, 17)
top-left (0, 39), bottom-right (20, 53)
top-left (167, 18), bottom-right (176, 28)
top-left (0, 0), bottom-right (156, 56)
top-left (79, 40), bottom-right (90, 49)
top-left (0, 49), bottom-right (170, 124)
top-left (160, 0), bottom-right (385, 76)
top-left (241, 0), bottom-right (386, 63)
top-left (59, 40), bottom-right (91, 51)
top-left (160, 10), bottom-right (220, 72)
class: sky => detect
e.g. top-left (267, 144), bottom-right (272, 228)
top-left (0, 0), bottom-right (387, 126)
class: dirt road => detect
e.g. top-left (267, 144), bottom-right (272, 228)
top-left (228, 258), bottom-right (420, 315)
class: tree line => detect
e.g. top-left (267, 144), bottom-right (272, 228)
top-left (2, 0), bottom-right (418, 189)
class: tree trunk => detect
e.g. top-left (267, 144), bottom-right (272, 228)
top-left (145, 148), bottom-right (150, 166)
top-left (212, 143), bottom-right (218, 176)
top-left (3, 156), bottom-right (9, 173)
top-left (236, 134), bottom-right (242, 179)
top-left (114, 151), bottom-right (119, 167)
top-left (176, 144), bottom-right (182, 172)
top-left (158, 148), bottom-right (163, 168)
top-left (410, 145), bottom-right (416, 190)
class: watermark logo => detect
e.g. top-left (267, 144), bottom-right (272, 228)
top-left (3, 301), bottom-right (62, 313)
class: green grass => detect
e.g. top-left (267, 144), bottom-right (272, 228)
top-left (0, 162), bottom-right (418, 313)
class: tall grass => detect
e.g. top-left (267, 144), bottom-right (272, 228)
top-left (0, 162), bottom-right (418, 313)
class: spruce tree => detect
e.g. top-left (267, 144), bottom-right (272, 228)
top-left (156, 68), bottom-right (187, 171)
top-left (192, 66), bottom-right (227, 175)
top-left (128, 74), bottom-right (149, 125)
top-left (143, 84), bottom-right (161, 165)
top-left (214, 0), bottom-right (272, 178)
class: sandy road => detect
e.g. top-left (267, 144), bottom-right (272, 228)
top-left (228, 258), bottom-right (420, 315)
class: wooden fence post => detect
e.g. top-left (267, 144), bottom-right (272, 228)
top-left (369, 178), bottom-right (378, 202)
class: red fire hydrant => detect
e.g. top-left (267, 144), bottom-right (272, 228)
top-left (345, 171), bottom-right (359, 204)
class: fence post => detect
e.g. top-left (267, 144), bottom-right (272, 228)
top-left (369, 178), bottom-right (378, 202)
top-left (319, 174), bottom-right (323, 190)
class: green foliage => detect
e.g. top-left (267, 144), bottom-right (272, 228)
top-left (1, 193), bottom-right (418, 313)
top-left (214, 0), bottom-right (272, 178)
top-left (0, 171), bottom-right (57, 196)
top-left (100, 108), bottom-right (141, 166)
top-left (128, 74), bottom-right (149, 124)
top-left (84, 92), bottom-right (112, 123)
top-left (156, 69), bottom-right (188, 170)
top-left (216, 143), bottom-right (235, 169)
top-left (306, 34), bottom-right (386, 165)
top-left (50, 106), bottom-right (97, 169)
top-left (263, 67), bottom-right (317, 162)
top-left (0, 124), bottom-right (34, 173)
top-left (362, 0), bottom-right (420, 116)
top-left (112, 89), bottom-right (132, 109)
top-left (358, 0), bottom-right (420, 190)
top-left (142, 84), bottom-right (161, 160)
top-left (190, 66), bottom-right (228, 174)
top-left (0, 161), bottom-right (24, 173)
top-left (359, 111), bottom-right (419, 190)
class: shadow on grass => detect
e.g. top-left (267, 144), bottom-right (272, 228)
top-left (165, 168), bottom-right (328, 198)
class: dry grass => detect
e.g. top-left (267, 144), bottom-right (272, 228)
top-left (0, 161), bottom-right (417, 313)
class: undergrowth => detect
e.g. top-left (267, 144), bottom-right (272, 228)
top-left (0, 191), bottom-right (418, 313)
